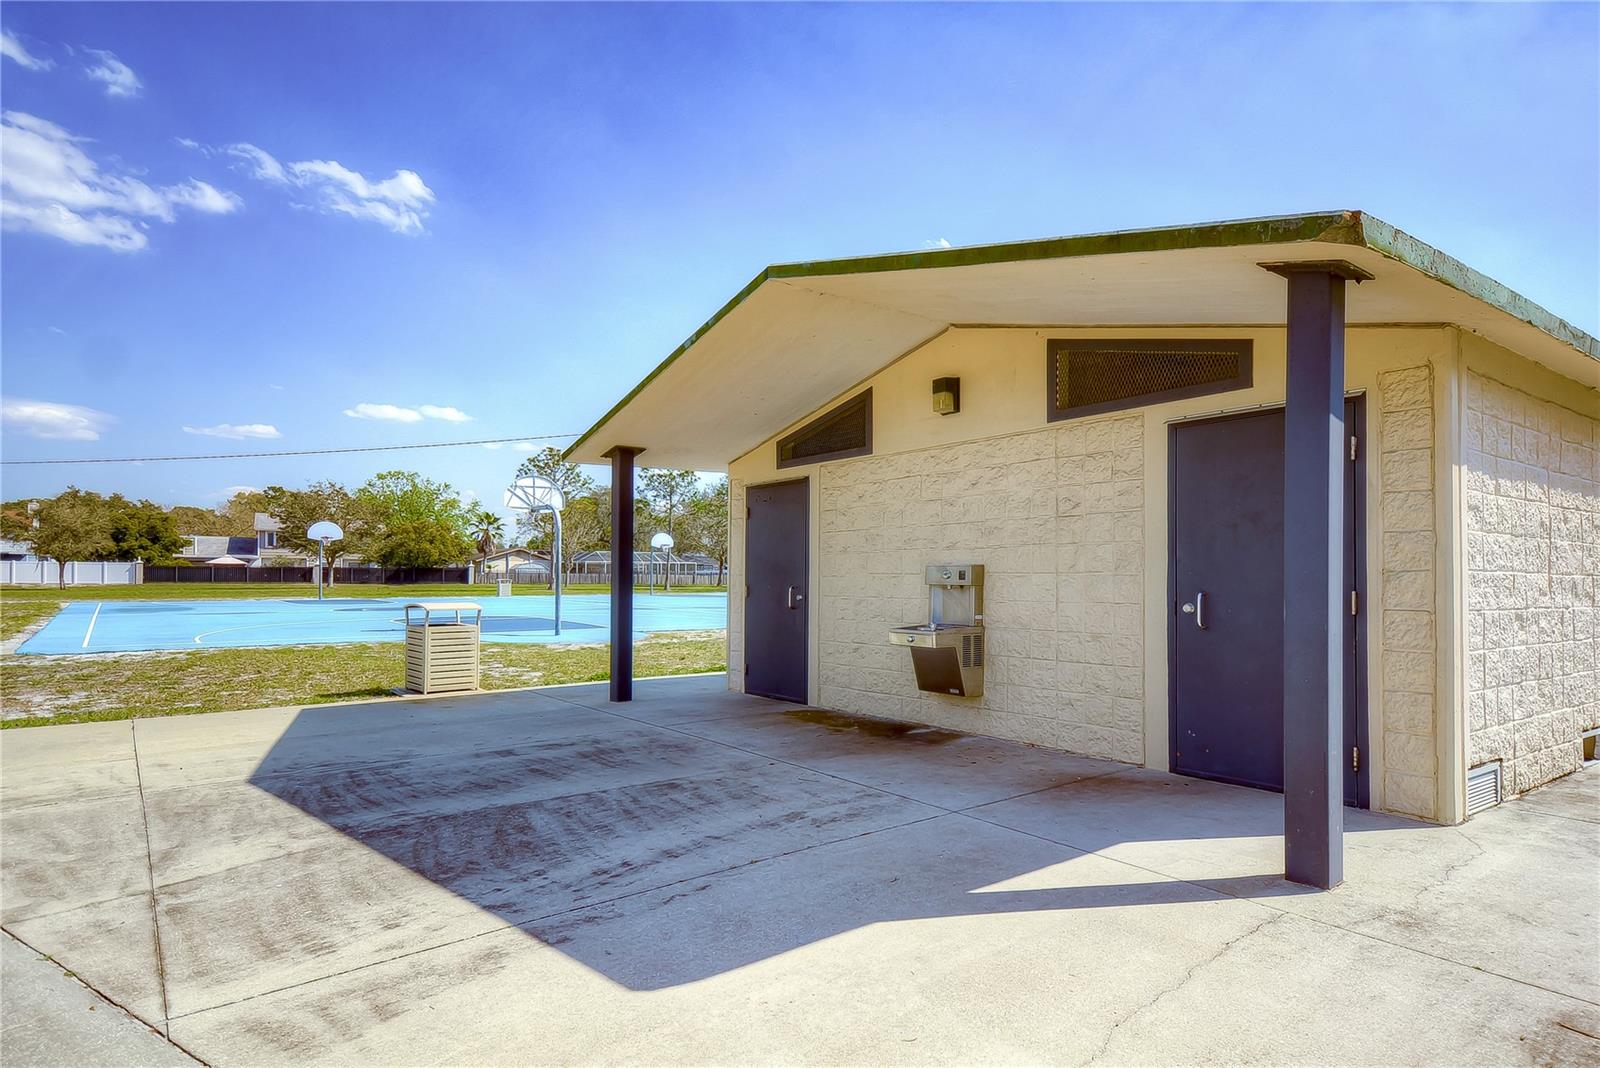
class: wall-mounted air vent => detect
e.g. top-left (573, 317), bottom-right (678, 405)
top-left (777, 390), bottom-right (872, 468)
top-left (1047, 339), bottom-right (1253, 421)
top-left (1465, 761), bottom-right (1502, 815)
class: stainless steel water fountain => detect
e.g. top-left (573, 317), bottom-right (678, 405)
top-left (889, 564), bottom-right (985, 698)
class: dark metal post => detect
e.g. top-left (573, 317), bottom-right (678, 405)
top-left (1264, 260), bottom-right (1368, 889)
top-left (605, 446), bottom-right (642, 702)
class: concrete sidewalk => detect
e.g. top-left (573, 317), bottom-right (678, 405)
top-left (1, 932), bottom-right (197, 1067)
top-left (2, 675), bottom-right (1597, 1065)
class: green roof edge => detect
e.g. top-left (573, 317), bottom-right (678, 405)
top-left (565, 210), bottom-right (1596, 460)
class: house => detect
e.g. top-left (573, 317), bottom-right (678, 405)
top-left (176, 514), bottom-right (360, 567)
top-left (569, 550), bottom-right (723, 583)
top-left (565, 210), bottom-right (1599, 889)
top-left (477, 547), bottom-right (548, 575)
top-left (0, 537), bottom-right (37, 561)
top-left (177, 535), bottom-right (260, 565)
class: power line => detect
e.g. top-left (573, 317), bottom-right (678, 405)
top-left (1, 433), bottom-right (581, 466)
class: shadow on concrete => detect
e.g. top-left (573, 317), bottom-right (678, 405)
top-left (245, 689), bottom-right (1392, 991)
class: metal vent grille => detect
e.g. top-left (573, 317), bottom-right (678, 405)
top-left (962, 633), bottom-right (983, 669)
top-left (1047, 339), bottom-right (1252, 421)
top-left (777, 390), bottom-right (873, 468)
top-left (1466, 761), bottom-right (1502, 815)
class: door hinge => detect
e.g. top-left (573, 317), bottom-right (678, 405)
top-left (1352, 746), bottom-right (1360, 772)
top-left (1349, 435), bottom-right (1359, 461)
top-left (1350, 590), bottom-right (1359, 616)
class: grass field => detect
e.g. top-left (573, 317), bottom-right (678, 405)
top-left (1, 633), bottom-right (726, 728)
top-left (1, 584), bottom-right (728, 728)
top-left (0, 583), bottom-right (723, 640)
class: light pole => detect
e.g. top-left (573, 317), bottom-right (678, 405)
top-left (306, 520), bottom-right (343, 601)
top-left (504, 476), bottom-right (565, 635)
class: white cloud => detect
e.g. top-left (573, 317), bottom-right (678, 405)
top-left (924, 238), bottom-right (952, 249)
top-left (83, 48), bottom-right (141, 98)
top-left (225, 142), bottom-right (433, 234)
top-left (0, 111), bottom-right (241, 252)
top-left (344, 402), bottom-right (472, 423)
top-left (182, 423), bottom-right (281, 440)
top-left (225, 143), bottom-right (287, 184)
top-left (213, 484), bottom-right (262, 502)
top-left (1, 397), bottom-right (112, 441)
top-left (481, 440), bottom-right (538, 452)
top-left (2, 29), bottom-right (53, 71)
top-left (343, 402), bottom-right (424, 423)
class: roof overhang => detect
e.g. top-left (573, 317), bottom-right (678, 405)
top-left (566, 211), bottom-right (1599, 470)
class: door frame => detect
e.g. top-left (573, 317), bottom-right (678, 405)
top-left (1164, 395), bottom-right (1369, 806)
top-left (743, 476), bottom-right (810, 703)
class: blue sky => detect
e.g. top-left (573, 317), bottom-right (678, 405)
top-left (3, 2), bottom-right (1596, 525)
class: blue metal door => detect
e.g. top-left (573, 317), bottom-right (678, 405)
top-left (1169, 402), bottom-right (1365, 803)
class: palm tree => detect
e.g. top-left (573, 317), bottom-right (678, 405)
top-left (469, 509), bottom-right (503, 557)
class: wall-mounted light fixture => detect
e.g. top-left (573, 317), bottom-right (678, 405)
top-left (932, 376), bottom-right (960, 415)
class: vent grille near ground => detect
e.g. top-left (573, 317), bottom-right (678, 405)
top-left (1466, 761), bottom-right (1502, 815)
top-left (777, 389), bottom-right (873, 467)
top-left (1047, 339), bottom-right (1252, 420)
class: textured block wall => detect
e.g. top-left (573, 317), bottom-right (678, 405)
top-left (1463, 371), bottom-right (1599, 795)
top-left (814, 414), bottom-right (1145, 762)
top-left (1377, 365), bottom-right (1439, 819)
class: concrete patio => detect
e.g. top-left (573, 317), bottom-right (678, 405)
top-left (2, 674), bottom-right (1596, 1066)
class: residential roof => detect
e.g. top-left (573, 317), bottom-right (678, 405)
top-left (255, 513), bottom-right (281, 532)
top-left (564, 210), bottom-right (1599, 469)
top-left (184, 535), bottom-right (259, 559)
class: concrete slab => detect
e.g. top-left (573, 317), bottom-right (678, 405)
top-left (132, 690), bottom-right (604, 791)
top-left (677, 706), bottom-right (1132, 809)
top-left (0, 932), bottom-right (195, 1067)
top-left (973, 764), bottom-right (1600, 1004)
top-left (6, 676), bottom-right (1598, 1065)
top-left (1090, 908), bottom-right (1600, 1067)
top-left (5, 893), bottom-right (167, 1025)
top-left (1, 793), bottom-right (152, 923)
top-left (1513, 764), bottom-right (1599, 824)
top-left (169, 816), bottom-right (1275, 1065)
top-left (0, 720), bottom-right (141, 809)
top-left (549, 674), bottom-right (789, 724)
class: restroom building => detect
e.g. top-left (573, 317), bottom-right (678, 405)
top-left (567, 211), bottom-right (1598, 858)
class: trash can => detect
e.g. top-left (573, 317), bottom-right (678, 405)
top-left (403, 602), bottom-right (483, 694)
top-left (496, 579), bottom-right (513, 597)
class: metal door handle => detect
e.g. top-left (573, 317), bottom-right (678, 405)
top-left (787, 585), bottom-right (803, 609)
top-left (1195, 591), bottom-right (1207, 630)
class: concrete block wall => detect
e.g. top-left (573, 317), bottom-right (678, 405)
top-left (1463, 370), bottom-right (1599, 795)
top-left (815, 413), bottom-right (1145, 763)
top-left (1377, 365), bottom-right (1439, 819)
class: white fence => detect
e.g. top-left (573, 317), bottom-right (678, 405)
top-left (1, 561), bottom-right (142, 586)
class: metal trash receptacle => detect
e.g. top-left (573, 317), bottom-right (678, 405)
top-left (403, 602), bottom-right (483, 694)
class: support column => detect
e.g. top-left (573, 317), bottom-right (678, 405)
top-left (605, 446), bottom-right (643, 702)
top-left (1263, 259), bottom-right (1370, 889)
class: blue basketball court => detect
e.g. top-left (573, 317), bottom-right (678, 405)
top-left (15, 593), bottom-right (727, 655)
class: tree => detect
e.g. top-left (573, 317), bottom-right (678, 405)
top-left (30, 489), bottom-right (114, 588)
top-left (1, 498), bottom-right (39, 542)
top-left (681, 477), bottom-right (730, 583)
top-left (369, 519), bottom-right (475, 569)
top-left (354, 471), bottom-right (475, 568)
top-left (167, 505), bottom-right (231, 537)
top-left (107, 497), bottom-right (184, 564)
top-left (638, 469), bottom-right (700, 551)
top-left (219, 489), bottom-right (270, 535)
top-left (552, 489), bottom-right (609, 577)
top-left (469, 508), bottom-right (503, 556)
top-left (263, 481), bottom-right (363, 564)
top-left (512, 447), bottom-right (598, 551)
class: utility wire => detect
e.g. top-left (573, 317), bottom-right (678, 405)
top-left (1, 432), bottom-right (581, 466)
